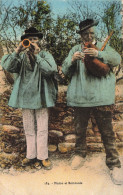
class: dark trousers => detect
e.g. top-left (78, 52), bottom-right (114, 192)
top-left (74, 107), bottom-right (121, 170)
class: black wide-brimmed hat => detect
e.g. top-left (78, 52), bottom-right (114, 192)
top-left (21, 27), bottom-right (43, 40)
top-left (77, 19), bottom-right (99, 34)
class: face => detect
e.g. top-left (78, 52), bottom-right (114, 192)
top-left (80, 27), bottom-right (95, 43)
top-left (28, 36), bottom-right (39, 43)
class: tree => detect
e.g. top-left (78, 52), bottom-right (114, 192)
top-left (67, 0), bottom-right (98, 22)
top-left (101, 0), bottom-right (122, 83)
top-left (101, 1), bottom-right (122, 53)
top-left (46, 15), bottom-right (77, 66)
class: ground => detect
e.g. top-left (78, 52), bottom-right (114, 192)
top-left (0, 152), bottom-right (123, 195)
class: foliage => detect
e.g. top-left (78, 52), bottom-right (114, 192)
top-left (46, 15), bottom-right (78, 66)
top-left (101, 0), bottom-right (122, 55)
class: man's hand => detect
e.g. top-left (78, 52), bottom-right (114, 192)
top-left (72, 51), bottom-right (85, 62)
top-left (84, 48), bottom-right (98, 57)
top-left (15, 42), bottom-right (40, 55)
top-left (30, 42), bottom-right (40, 55)
top-left (15, 42), bottom-right (26, 54)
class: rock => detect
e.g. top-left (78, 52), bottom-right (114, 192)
top-left (93, 131), bottom-right (101, 136)
top-left (86, 136), bottom-right (102, 143)
top-left (113, 113), bottom-right (123, 121)
top-left (113, 121), bottom-right (123, 131)
top-left (48, 145), bottom-right (57, 152)
top-left (86, 137), bottom-right (96, 143)
top-left (95, 136), bottom-right (102, 143)
top-left (0, 163), bottom-right (6, 168)
top-left (64, 134), bottom-right (76, 143)
top-left (86, 129), bottom-right (95, 136)
top-left (3, 146), bottom-right (13, 154)
top-left (49, 130), bottom-right (64, 144)
top-left (87, 143), bottom-right (104, 152)
top-left (63, 116), bottom-right (73, 124)
top-left (58, 143), bottom-right (75, 153)
top-left (2, 125), bottom-right (20, 134)
top-left (60, 125), bottom-right (75, 135)
top-left (116, 142), bottom-right (123, 148)
top-left (25, 166), bottom-right (31, 172)
top-left (0, 152), bottom-right (19, 168)
top-left (114, 102), bottom-right (123, 113)
top-left (115, 85), bottom-right (123, 98)
top-left (116, 138), bottom-right (120, 142)
top-left (116, 131), bottom-right (123, 142)
top-left (49, 130), bottom-right (63, 137)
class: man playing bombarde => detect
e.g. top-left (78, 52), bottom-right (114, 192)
top-left (1, 27), bottom-right (58, 170)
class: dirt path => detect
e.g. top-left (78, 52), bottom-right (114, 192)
top-left (0, 153), bottom-right (123, 195)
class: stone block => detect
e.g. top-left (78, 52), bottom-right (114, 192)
top-left (64, 134), bottom-right (76, 143)
top-left (86, 129), bottom-right (95, 136)
top-left (86, 137), bottom-right (96, 143)
top-left (114, 102), bottom-right (123, 113)
top-left (48, 145), bottom-right (57, 152)
top-left (49, 130), bottom-right (64, 144)
top-left (87, 143), bottom-right (104, 152)
top-left (58, 143), bottom-right (75, 153)
top-left (49, 130), bottom-right (63, 137)
top-left (2, 125), bottom-right (20, 134)
top-left (113, 121), bottom-right (123, 132)
top-left (63, 116), bottom-right (73, 124)
top-left (113, 113), bottom-right (123, 121)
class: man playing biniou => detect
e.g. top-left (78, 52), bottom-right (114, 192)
top-left (62, 19), bottom-right (123, 185)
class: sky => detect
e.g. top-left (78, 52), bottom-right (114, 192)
top-left (1, 0), bottom-right (122, 18)
top-left (0, 0), bottom-right (69, 18)
top-left (0, 0), bottom-right (122, 40)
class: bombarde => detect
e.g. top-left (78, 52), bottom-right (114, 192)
top-left (22, 39), bottom-right (31, 48)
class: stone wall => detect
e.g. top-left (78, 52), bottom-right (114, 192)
top-left (0, 84), bottom-right (123, 158)
top-left (50, 85), bottom-right (123, 153)
top-left (0, 63), bottom-right (123, 169)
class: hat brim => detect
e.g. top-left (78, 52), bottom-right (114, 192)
top-left (21, 33), bottom-right (43, 41)
top-left (77, 21), bottom-right (99, 34)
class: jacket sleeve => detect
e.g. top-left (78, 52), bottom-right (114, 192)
top-left (62, 46), bottom-right (77, 76)
top-left (1, 52), bottom-right (22, 73)
top-left (35, 51), bottom-right (58, 76)
top-left (98, 44), bottom-right (121, 67)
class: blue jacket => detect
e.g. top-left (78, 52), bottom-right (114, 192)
top-left (1, 51), bottom-right (58, 109)
top-left (62, 41), bottom-right (121, 107)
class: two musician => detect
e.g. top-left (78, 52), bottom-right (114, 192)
top-left (1, 19), bottom-right (123, 185)
top-left (62, 19), bottom-right (122, 185)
